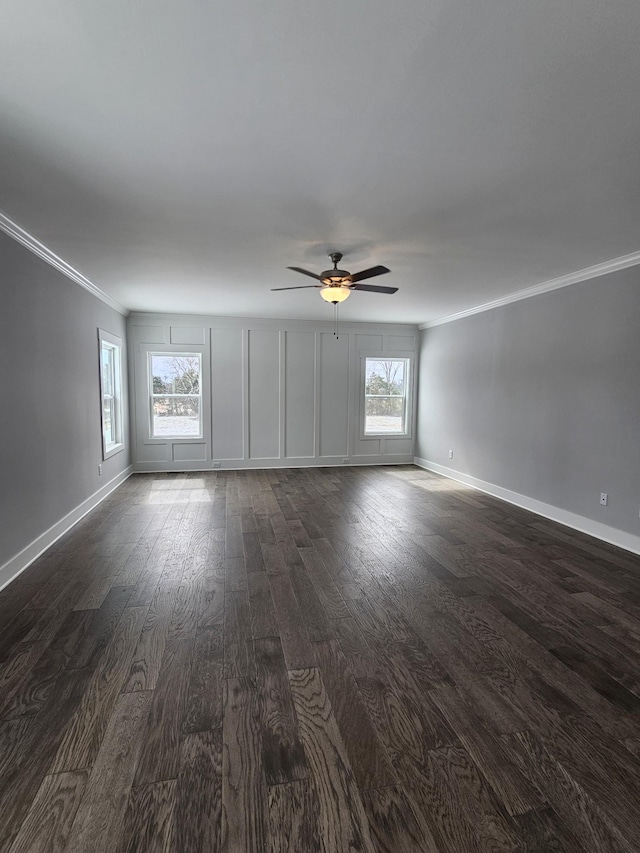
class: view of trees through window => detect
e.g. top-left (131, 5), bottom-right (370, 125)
top-left (101, 344), bottom-right (116, 447)
top-left (150, 353), bottom-right (202, 437)
top-left (364, 358), bottom-right (407, 434)
top-left (99, 330), bottom-right (123, 457)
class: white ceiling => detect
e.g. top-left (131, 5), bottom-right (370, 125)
top-left (2, 0), bottom-right (640, 323)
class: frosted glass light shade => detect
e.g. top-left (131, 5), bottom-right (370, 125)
top-left (319, 285), bottom-right (351, 303)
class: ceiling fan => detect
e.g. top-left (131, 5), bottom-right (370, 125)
top-left (271, 252), bottom-right (397, 304)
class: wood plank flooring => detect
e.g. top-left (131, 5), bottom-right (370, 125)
top-left (1, 465), bottom-right (640, 851)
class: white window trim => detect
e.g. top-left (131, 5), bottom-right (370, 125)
top-left (360, 353), bottom-right (414, 440)
top-left (98, 328), bottom-right (125, 460)
top-left (147, 351), bottom-right (204, 441)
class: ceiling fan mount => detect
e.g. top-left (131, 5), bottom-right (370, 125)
top-left (320, 253), bottom-right (351, 285)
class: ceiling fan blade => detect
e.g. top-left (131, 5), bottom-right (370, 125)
top-left (270, 285), bottom-right (320, 291)
top-left (287, 266), bottom-right (322, 280)
top-left (351, 284), bottom-right (398, 294)
top-left (348, 265), bottom-right (391, 284)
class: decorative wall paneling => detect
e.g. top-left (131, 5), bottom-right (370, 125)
top-left (128, 315), bottom-right (418, 472)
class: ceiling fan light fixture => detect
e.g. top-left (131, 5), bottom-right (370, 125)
top-left (274, 252), bottom-right (395, 303)
top-left (319, 284), bottom-right (351, 303)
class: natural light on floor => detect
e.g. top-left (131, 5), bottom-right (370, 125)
top-left (146, 479), bottom-right (212, 503)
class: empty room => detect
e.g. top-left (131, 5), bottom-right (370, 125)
top-left (1, 1), bottom-right (640, 851)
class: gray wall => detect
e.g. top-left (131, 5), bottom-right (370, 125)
top-left (128, 314), bottom-right (418, 471)
top-left (416, 267), bottom-right (640, 537)
top-left (0, 232), bottom-right (129, 570)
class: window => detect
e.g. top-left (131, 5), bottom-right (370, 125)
top-left (99, 330), bottom-right (124, 458)
top-left (364, 357), bottom-right (410, 435)
top-left (149, 352), bottom-right (202, 438)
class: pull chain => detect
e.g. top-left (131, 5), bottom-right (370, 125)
top-left (333, 302), bottom-right (339, 338)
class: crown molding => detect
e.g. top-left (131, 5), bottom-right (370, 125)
top-left (127, 310), bottom-right (419, 335)
top-left (0, 210), bottom-right (129, 316)
top-left (419, 249), bottom-right (640, 329)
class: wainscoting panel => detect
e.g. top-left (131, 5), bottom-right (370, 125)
top-left (211, 327), bottom-right (244, 461)
top-left (285, 331), bottom-right (316, 459)
top-left (248, 329), bottom-right (281, 460)
top-left (319, 332), bottom-right (350, 458)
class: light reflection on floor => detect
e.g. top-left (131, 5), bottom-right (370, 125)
top-left (382, 466), bottom-right (468, 492)
top-left (146, 479), bottom-right (212, 503)
top-left (149, 479), bottom-right (208, 489)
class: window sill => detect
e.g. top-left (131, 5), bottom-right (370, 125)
top-left (103, 442), bottom-right (125, 460)
top-left (144, 436), bottom-right (205, 444)
top-left (362, 431), bottom-right (411, 439)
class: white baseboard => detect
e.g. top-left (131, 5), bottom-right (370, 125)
top-left (413, 457), bottom-right (640, 557)
top-left (133, 455), bottom-right (415, 473)
top-left (0, 466), bottom-right (133, 593)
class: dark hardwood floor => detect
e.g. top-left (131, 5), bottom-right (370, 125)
top-left (1, 465), bottom-right (640, 851)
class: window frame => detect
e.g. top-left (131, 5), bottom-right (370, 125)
top-left (360, 353), bottom-right (413, 440)
top-left (98, 329), bottom-right (125, 460)
top-left (147, 351), bottom-right (204, 441)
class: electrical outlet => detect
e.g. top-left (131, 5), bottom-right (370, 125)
top-left (600, 493), bottom-right (608, 506)
top-left (448, 449), bottom-right (454, 459)
top-left (98, 464), bottom-right (102, 476)
top-left (342, 458), bottom-right (350, 464)
top-left (213, 462), bottom-right (221, 469)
